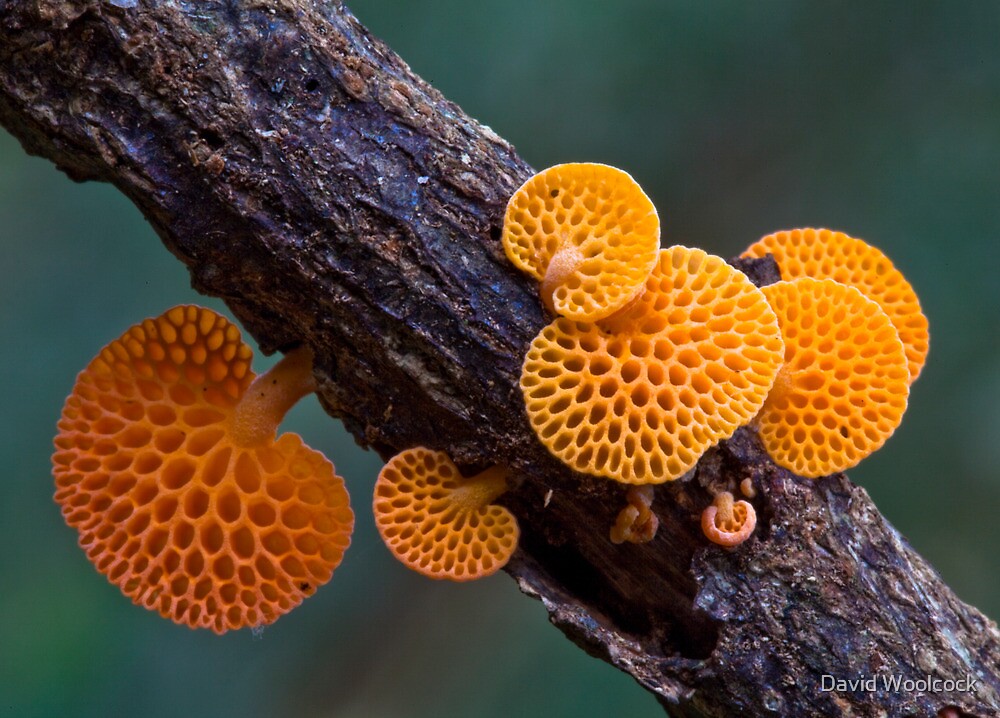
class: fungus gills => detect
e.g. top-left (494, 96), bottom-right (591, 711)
top-left (743, 228), bottom-right (929, 383)
top-left (701, 491), bottom-right (756, 547)
top-left (52, 305), bottom-right (354, 634)
top-left (521, 246), bottom-right (784, 484)
top-left (373, 447), bottom-right (519, 581)
top-left (755, 278), bottom-right (910, 478)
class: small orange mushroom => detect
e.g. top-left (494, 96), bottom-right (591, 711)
top-left (373, 447), bottom-right (519, 581)
top-left (52, 305), bottom-right (354, 634)
top-left (701, 491), bottom-right (756, 547)
top-left (756, 278), bottom-right (910, 478)
top-left (610, 486), bottom-right (658, 544)
top-left (502, 163), bottom-right (660, 321)
top-left (520, 246), bottom-right (785, 484)
top-left (742, 228), bottom-right (929, 383)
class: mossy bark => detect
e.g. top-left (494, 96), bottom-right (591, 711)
top-left (1, 2), bottom-right (998, 715)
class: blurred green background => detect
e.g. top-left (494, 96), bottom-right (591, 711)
top-left (1, 2), bottom-right (998, 716)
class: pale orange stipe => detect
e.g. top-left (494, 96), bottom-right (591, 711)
top-left (503, 163), bottom-right (660, 322)
top-left (521, 246), bottom-right (784, 484)
top-left (743, 228), bottom-right (928, 383)
top-left (52, 305), bottom-right (353, 634)
top-left (373, 447), bottom-right (519, 581)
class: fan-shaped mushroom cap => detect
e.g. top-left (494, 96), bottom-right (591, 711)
top-left (373, 447), bottom-right (519, 581)
top-left (502, 163), bottom-right (660, 321)
top-left (521, 246), bottom-right (785, 484)
top-left (701, 491), bottom-right (756, 547)
top-left (743, 228), bottom-right (929, 383)
top-left (756, 278), bottom-right (910, 478)
top-left (52, 305), bottom-right (353, 634)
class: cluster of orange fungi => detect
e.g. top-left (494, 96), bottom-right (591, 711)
top-left (53, 303), bottom-right (520, 634)
top-left (52, 163), bottom-right (930, 633)
top-left (504, 163), bottom-right (928, 549)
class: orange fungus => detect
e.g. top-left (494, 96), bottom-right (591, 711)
top-left (503, 163), bottom-right (660, 321)
top-left (609, 485), bottom-right (658, 544)
top-left (52, 305), bottom-right (354, 633)
top-left (373, 447), bottom-right (519, 581)
top-left (743, 228), bottom-right (929, 383)
top-left (701, 491), bottom-right (756, 547)
top-left (521, 246), bottom-right (785, 484)
top-left (756, 278), bottom-right (910, 478)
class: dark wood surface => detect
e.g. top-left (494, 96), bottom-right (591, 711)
top-left (2, 2), bottom-right (997, 715)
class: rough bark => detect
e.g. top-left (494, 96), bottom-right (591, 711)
top-left (1, 2), bottom-right (998, 716)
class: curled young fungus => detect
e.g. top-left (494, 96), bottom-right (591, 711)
top-left (701, 491), bottom-right (756, 547)
top-left (52, 305), bottom-right (354, 634)
top-left (756, 278), bottom-right (910, 478)
top-left (610, 485), bottom-right (658, 544)
top-left (373, 447), bottom-right (519, 581)
top-left (502, 163), bottom-right (660, 321)
top-left (742, 228), bottom-right (929, 383)
top-left (521, 246), bottom-right (785, 484)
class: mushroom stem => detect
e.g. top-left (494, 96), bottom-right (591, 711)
top-left (713, 491), bottom-right (736, 525)
top-left (453, 465), bottom-right (509, 512)
top-left (540, 244), bottom-right (584, 315)
top-left (230, 345), bottom-right (316, 447)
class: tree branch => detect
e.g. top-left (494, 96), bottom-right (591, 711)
top-left (2, 2), bottom-right (998, 715)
